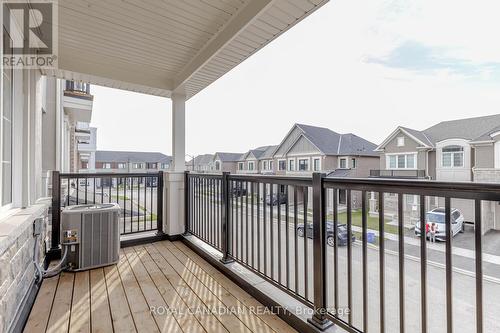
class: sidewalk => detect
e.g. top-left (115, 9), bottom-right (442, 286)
top-left (352, 225), bottom-right (500, 266)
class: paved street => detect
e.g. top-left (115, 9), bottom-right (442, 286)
top-left (226, 200), bottom-right (500, 333)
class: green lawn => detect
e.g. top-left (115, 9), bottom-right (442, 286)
top-left (329, 210), bottom-right (399, 235)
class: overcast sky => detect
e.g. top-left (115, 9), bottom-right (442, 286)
top-left (90, 0), bottom-right (500, 157)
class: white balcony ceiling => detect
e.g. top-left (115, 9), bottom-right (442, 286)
top-left (42, 0), bottom-right (328, 99)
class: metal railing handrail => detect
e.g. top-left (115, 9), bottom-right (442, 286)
top-left (60, 172), bottom-right (160, 178)
top-left (185, 170), bottom-right (491, 333)
top-left (50, 170), bottom-right (164, 259)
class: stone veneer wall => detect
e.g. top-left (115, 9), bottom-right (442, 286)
top-left (0, 201), bottom-right (49, 332)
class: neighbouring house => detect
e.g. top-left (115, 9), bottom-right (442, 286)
top-left (213, 152), bottom-right (244, 173)
top-left (271, 123), bottom-right (379, 209)
top-left (259, 145), bottom-right (279, 175)
top-left (237, 146), bottom-right (275, 174)
top-left (374, 114), bottom-right (500, 233)
top-left (272, 123), bottom-right (379, 176)
top-left (41, 79), bottom-right (94, 196)
top-left (187, 154), bottom-right (215, 173)
top-left (87, 150), bottom-right (171, 187)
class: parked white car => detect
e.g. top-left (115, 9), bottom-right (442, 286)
top-left (415, 207), bottom-right (465, 241)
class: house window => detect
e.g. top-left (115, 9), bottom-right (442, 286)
top-left (339, 158), bottom-right (347, 169)
top-left (238, 162), bottom-right (244, 171)
top-left (263, 161), bottom-right (268, 170)
top-left (351, 158), bottom-right (357, 169)
top-left (298, 159), bottom-right (308, 171)
top-left (387, 154), bottom-right (416, 169)
top-left (288, 159), bottom-right (295, 171)
top-left (397, 137), bottom-right (405, 147)
top-left (161, 163), bottom-right (169, 169)
top-left (215, 161), bottom-right (220, 171)
top-left (1, 27), bottom-right (13, 207)
top-left (442, 145), bottom-right (464, 167)
top-left (269, 161), bottom-right (273, 170)
top-left (81, 162), bottom-right (88, 169)
top-left (146, 163), bottom-right (157, 169)
top-left (117, 163), bottom-right (126, 169)
top-left (313, 158), bottom-right (320, 171)
top-left (248, 161), bottom-right (254, 171)
top-left (103, 163), bottom-right (111, 169)
top-left (278, 160), bottom-right (286, 171)
top-left (133, 163), bottom-right (143, 169)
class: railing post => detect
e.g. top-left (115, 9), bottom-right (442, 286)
top-left (183, 171), bottom-right (190, 235)
top-left (49, 170), bottom-right (62, 259)
top-left (308, 172), bottom-right (333, 330)
top-left (156, 171), bottom-right (164, 236)
top-left (220, 172), bottom-right (234, 264)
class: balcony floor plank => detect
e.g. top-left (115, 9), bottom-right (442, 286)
top-left (69, 271), bottom-right (90, 333)
top-left (24, 240), bottom-right (296, 333)
top-left (89, 268), bottom-right (114, 333)
top-left (172, 241), bottom-right (298, 333)
top-left (24, 275), bottom-right (59, 333)
top-left (46, 272), bottom-right (74, 333)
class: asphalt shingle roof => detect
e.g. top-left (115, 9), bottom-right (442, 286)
top-left (423, 114), bottom-right (500, 143)
top-left (390, 114), bottom-right (500, 147)
top-left (215, 152), bottom-right (243, 162)
top-left (295, 124), bottom-right (378, 156)
top-left (95, 151), bottom-right (171, 163)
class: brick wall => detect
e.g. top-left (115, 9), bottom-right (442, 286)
top-left (0, 202), bottom-right (48, 332)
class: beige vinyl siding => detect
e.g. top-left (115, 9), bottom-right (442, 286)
top-left (274, 127), bottom-right (302, 157)
top-left (383, 131), bottom-right (421, 153)
top-left (286, 135), bottom-right (321, 155)
top-left (474, 145), bottom-right (495, 168)
top-left (349, 156), bottom-right (379, 178)
top-left (323, 156), bottom-right (338, 171)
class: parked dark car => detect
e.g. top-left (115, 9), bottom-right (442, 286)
top-left (297, 221), bottom-right (355, 247)
top-left (265, 193), bottom-right (288, 206)
top-left (231, 185), bottom-right (247, 197)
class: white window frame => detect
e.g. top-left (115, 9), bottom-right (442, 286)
top-left (117, 163), bottom-right (126, 169)
top-left (397, 136), bottom-right (405, 147)
top-left (386, 153), bottom-right (417, 170)
top-left (441, 145), bottom-right (464, 168)
top-left (133, 163), bottom-right (143, 169)
top-left (339, 158), bottom-right (348, 169)
top-left (238, 162), bottom-right (244, 171)
top-left (269, 161), bottom-right (273, 170)
top-left (263, 160), bottom-right (268, 170)
top-left (298, 158), bottom-right (309, 171)
top-left (103, 163), bottom-right (111, 169)
top-left (278, 159), bottom-right (286, 171)
top-left (288, 158), bottom-right (295, 171)
top-left (1, 28), bottom-right (14, 213)
top-left (351, 158), bottom-right (357, 169)
top-left (248, 161), bottom-right (254, 171)
top-left (313, 158), bottom-right (321, 171)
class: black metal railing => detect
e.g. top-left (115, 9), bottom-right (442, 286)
top-left (185, 171), bottom-right (500, 333)
top-left (51, 171), bottom-right (163, 251)
top-left (370, 169), bottom-right (426, 178)
top-left (185, 173), bottom-right (223, 251)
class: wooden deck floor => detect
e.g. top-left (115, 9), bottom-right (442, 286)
top-left (24, 240), bottom-right (297, 333)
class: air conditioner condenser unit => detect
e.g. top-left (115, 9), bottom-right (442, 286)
top-left (61, 203), bottom-right (121, 271)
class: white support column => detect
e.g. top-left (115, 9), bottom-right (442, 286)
top-left (163, 92), bottom-right (187, 237)
top-left (172, 93), bottom-right (186, 172)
